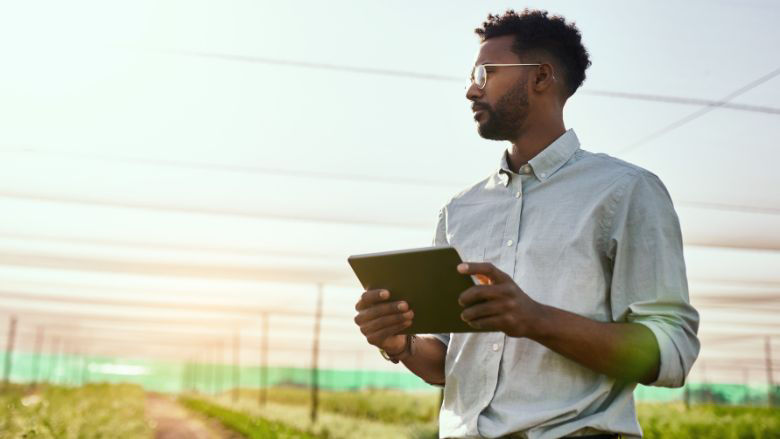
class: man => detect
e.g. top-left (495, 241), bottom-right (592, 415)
top-left (353, 9), bottom-right (699, 439)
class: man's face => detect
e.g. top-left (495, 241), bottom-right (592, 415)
top-left (466, 35), bottom-right (533, 140)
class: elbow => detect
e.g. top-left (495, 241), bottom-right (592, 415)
top-left (639, 323), bottom-right (699, 388)
top-left (423, 374), bottom-right (445, 387)
top-left (637, 359), bottom-right (661, 386)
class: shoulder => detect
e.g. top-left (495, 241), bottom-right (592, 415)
top-left (440, 171), bottom-right (500, 212)
top-left (574, 149), bottom-right (667, 194)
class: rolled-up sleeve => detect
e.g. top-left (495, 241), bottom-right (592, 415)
top-left (430, 207), bottom-right (451, 348)
top-left (606, 171), bottom-right (700, 388)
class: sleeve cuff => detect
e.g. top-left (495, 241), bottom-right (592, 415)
top-left (430, 333), bottom-right (450, 347)
top-left (634, 320), bottom-right (685, 388)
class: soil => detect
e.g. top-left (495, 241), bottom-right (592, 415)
top-left (145, 394), bottom-right (243, 439)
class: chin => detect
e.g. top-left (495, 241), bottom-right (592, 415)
top-left (477, 124), bottom-right (507, 141)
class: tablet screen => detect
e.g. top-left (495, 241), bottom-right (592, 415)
top-left (348, 246), bottom-right (489, 334)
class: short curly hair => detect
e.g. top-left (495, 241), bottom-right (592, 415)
top-left (475, 9), bottom-right (591, 98)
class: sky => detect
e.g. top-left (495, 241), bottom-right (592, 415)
top-left (0, 0), bottom-right (779, 385)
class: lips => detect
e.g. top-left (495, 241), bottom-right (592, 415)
top-left (472, 105), bottom-right (488, 121)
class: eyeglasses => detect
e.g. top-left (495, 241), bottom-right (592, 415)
top-left (469, 63), bottom-right (541, 89)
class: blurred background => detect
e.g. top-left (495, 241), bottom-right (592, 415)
top-left (0, 0), bottom-right (779, 437)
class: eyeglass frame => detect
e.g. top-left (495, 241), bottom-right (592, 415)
top-left (469, 63), bottom-right (542, 89)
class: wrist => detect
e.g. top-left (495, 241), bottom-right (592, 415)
top-left (380, 334), bottom-right (415, 363)
top-left (526, 302), bottom-right (553, 340)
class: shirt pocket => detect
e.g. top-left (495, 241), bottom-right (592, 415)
top-left (482, 217), bottom-right (508, 266)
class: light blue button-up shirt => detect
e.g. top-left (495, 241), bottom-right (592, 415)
top-left (432, 129), bottom-right (700, 439)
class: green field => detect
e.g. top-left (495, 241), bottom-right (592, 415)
top-left (0, 383), bottom-right (152, 439)
top-left (188, 387), bottom-right (780, 439)
top-left (181, 396), bottom-right (320, 439)
top-left (203, 390), bottom-right (439, 439)
top-left (2, 383), bottom-right (779, 438)
top-left (638, 403), bottom-right (780, 439)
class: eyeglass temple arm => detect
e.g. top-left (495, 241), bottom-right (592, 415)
top-left (481, 63), bottom-right (542, 67)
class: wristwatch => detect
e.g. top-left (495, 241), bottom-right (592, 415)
top-left (379, 334), bottom-right (416, 364)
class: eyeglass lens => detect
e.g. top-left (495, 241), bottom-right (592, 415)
top-left (470, 65), bottom-right (487, 89)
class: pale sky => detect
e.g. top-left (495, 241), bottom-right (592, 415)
top-left (1, 0), bottom-right (779, 385)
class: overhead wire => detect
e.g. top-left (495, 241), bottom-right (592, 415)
top-left (2, 151), bottom-right (780, 218)
top-left (162, 49), bottom-right (780, 115)
top-left (618, 66), bottom-right (780, 154)
top-left (0, 190), bottom-right (430, 230)
top-left (0, 290), bottom-right (354, 320)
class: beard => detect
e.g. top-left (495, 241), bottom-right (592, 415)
top-left (476, 79), bottom-right (530, 141)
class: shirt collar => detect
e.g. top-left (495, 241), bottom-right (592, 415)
top-left (498, 129), bottom-right (580, 186)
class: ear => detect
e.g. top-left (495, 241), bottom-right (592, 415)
top-left (532, 63), bottom-right (556, 93)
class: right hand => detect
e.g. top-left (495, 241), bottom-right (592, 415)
top-left (354, 289), bottom-right (414, 354)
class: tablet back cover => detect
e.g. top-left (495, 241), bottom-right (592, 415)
top-left (348, 246), bottom-right (487, 334)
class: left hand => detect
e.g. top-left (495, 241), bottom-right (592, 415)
top-left (457, 262), bottom-right (543, 338)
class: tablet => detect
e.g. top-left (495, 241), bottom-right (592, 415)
top-left (347, 246), bottom-right (489, 334)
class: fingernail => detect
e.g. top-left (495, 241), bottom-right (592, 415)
top-left (404, 311), bottom-right (414, 319)
top-left (380, 290), bottom-right (389, 299)
top-left (397, 302), bottom-right (408, 311)
top-left (460, 313), bottom-right (467, 321)
top-left (457, 263), bottom-right (468, 272)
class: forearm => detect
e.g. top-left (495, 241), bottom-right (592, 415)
top-left (530, 304), bottom-right (660, 384)
top-left (400, 335), bottom-right (447, 385)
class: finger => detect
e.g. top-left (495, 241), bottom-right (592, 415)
top-left (360, 311), bottom-right (414, 335)
top-left (354, 300), bottom-right (409, 325)
top-left (355, 289), bottom-right (391, 311)
top-left (460, 301), bottom-right (502, 322)
top-left (366, 321), bottom-right (413, 346)
top-left (458, 284), bottom-right (506, 307)
top-left (456, 262), bottom-right (509, 285)
top-left (465, 315), bottom-right (505, 331)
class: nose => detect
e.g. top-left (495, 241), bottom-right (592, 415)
top-left (465, 80), bottom-right (483, 102)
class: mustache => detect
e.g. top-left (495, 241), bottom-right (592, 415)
top-left (471, 102), bottom-right (491, 112)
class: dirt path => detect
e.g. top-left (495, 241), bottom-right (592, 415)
top-left (145, 394), bottom-right (243, 439)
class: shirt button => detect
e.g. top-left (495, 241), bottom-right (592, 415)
top-left (506, 240), bottom-right (513, 247)
top-left (492, 343), bottom-right (500, 352)
top-left (515, 191), bottom-right (521, 198)
top-left (540, 172), bottom-right (547, 178)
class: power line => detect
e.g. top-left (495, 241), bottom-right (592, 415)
top-left (3, 161), bottom-right (780, 221)
top-left (0, 145), bottom-right (461, 188)
top-left (162, 49), bottom-right (780, 115)
top-left (10, 321), bottom-right (357, 343)
top-left (0, 249), bottom-right (354, 285)
top-left (0, 190), bottom-right (430, 230)
top-left (618, 66), bottom-right (780, 154)
top-left (0, 290), bottom-right (354, 320)
top-left (582, 89), bottom-right (780, 115)
top-left (677, 200), bottom-right (780, 216)
top-left (0, 231), bottom-right (336, 261)
top-left (2, 309), bottom-right (356, 335)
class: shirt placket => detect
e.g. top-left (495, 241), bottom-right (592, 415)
top-left (476, 172), bottom-right (525, 430)
top-left (501, 171), bottom-right (524, 278)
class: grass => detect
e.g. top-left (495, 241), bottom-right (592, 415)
top-left (208, 393), bottom-right (438, 439)
top-left (201, 387), bottom-right (780, 439)
top-left (0, 383), bottom-right (153, 439)
top-left (230, 387), bottom-right (439, 424)
top-left (638, 402), bottom-right (780, 439)
top-left (3, 383), bottom-right (778, 439)
top-left (180, 396), bottom-right (321, 438)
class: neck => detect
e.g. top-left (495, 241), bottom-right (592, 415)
top-left (506, 115), bottom-right (566, 173)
